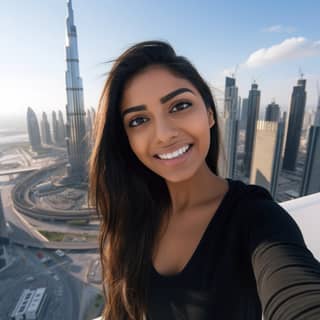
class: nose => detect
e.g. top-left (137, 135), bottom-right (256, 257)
top-left (153, 116), bottom-right (179, 144)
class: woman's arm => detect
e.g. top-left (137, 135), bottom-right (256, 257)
top-left (247, 199), bottom-right (320, 320)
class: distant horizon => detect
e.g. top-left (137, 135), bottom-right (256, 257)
top-left (1, 0), bottom-right (319, 119)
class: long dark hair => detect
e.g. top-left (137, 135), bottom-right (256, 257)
top-left (89, 40), bottom-right (220, 319)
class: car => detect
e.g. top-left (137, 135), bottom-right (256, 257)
top-left (55, 249), bottom-right (65, 257)
top-left (25, 276), bottom-right (35, 282)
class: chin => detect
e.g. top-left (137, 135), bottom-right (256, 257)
top-left (161, 170), bottom-right (197, 184)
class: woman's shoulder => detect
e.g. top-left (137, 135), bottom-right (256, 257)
top-left (226, 179), bottom-right (305, 248)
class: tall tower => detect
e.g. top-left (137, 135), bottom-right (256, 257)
top-left (250, 120), bottom-right (285, 197)
top-left (58, 110), bottom-right (66, 145)
top-left (282, 78), bottom-right (307, 171)
top-left (240, 98), bottom-right (248, 130)
top-left (314, 89), bottom-right (320, 126)
top-left (40, 112), bottom-right (52, 145)
top-left (223, 77), bottom-right (239, 178)
top-left (27, 107), bottom-right (42, 152)
top-left (265, 100), bottom-right (280, 122)
top-left (65, 0), bottom-right (88, 177)
top-left (0, 191), bottom-right (8, 241)
top-left (52, 111), bottom-right (59, 145)
top-left (300, 125), bottom-right (320, 196)
top-left (244, 82), bottom-right (261, 177)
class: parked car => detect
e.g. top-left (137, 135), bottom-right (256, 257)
top-left (55, 249), bottom-right (65, 257)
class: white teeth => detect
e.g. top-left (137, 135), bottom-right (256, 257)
top-left (157, 145), bottom-right (190, 160)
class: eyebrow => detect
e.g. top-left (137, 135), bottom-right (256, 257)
top-left (121, 87), bottom-right (194, 119)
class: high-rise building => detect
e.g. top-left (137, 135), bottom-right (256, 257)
top-left (52, 111), bottom-right (59, 145)
top-left (0, 191), bottom-right (8, 241)
top-left (65, 0), bottom-right (88, 177)
top-left (40, 112), bottom-right (52, 145)
top-left (27, 107), bottom-right (42, 152)
top-left (223, 76), bottom-right (239, 178)
top-left (282, 78), bottom-right (307, 171)
top-left (90, 107), bottom-right (96, 125)
top-left (250, 120), bottom-right (285, 197)
top-left (265, 101), bottom-right (280, 122)
top-left (314, 94), bottom-right (320, 126)
top-left (52, 110), bottom-right (66, 146)
top-left (303, 111), bottom-right (313, 133)
top-left (58, 110), bottom-right (66, 145)
top-left (300, 125), bottom-right (320, 196)
top-left (240, 98), bottom-right (248, 130)
top-left (86, 108), bottom-right (94, 150)
top-left (244, 82), bottom-right (261, 177)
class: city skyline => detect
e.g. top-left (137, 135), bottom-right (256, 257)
top-left (0, 0), bottom-right (319, 123)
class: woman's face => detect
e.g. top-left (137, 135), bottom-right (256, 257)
top-left (120, 66), bottom-right (215, 183)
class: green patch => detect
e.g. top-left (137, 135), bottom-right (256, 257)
top-left (38, 230), bottom-right (65, 241)
top-left (38, 230), bottom-right (98, 242)
top-left (67, 219), bottom-right (89, 226)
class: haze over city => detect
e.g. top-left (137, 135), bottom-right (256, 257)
top-left (1, 1), bottom-right (320, 319)
top-left (1, 0), bottom-right (319, 131)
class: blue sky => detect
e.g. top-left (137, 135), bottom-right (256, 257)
top-left (0, 0), bottom-right (319, 126)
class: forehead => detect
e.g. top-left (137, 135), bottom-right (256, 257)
top-left (121, 66), bottom-right (198, 108)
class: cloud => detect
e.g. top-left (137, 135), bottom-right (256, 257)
top-left (244, 37), bottom-right (320, 68)
top-left (262, 25), bottom-right (296, 33)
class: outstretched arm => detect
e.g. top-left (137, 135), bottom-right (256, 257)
top-left (248, 199), bottom-right (320, 320)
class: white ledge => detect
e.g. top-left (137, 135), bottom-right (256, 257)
top-left (280, 192), bottom-right (320, 261)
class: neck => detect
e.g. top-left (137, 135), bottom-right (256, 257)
top-left (165, 163), bottom-right (225, 215)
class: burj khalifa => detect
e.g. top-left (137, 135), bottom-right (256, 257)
top-left (65, 0), bottom-right (88, 178)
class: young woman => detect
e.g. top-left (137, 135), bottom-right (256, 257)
top-left (89, 41), bottom-right (320, 320)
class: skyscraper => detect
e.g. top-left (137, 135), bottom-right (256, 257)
top-left (244, 82), bottom-right (261, 177)
top-left (52, 111), bottom-right (59, 145)
top-left (0, 191), bottom-right (8, 241)
top-left (314, 94), bottom-right (320, 126)
top-left (86, 108), bottom-right (94, 150)
top-left (64, 0), bottom-right (88, 177)
top-left (240, 98), bottom-right (248, 130)
top-left (40, 112), bottom-right (52, 145)
top-left (58, 110), bottom-right (66, 145)
top-left (282, 78), bottom-right (307, 171)
top-left (265, 101), bottom-right (280, 122)
top-left (250, 120), bottom-right (285, 197)
top-left (27, 107), bottom-right (42, 152)
top-left (300, 125), bottom-right (320, 196)
top-left (223, 76), bottom-right (239, 178)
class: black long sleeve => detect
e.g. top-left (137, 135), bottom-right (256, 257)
top-left (247, 199), bottom-right (320, 320)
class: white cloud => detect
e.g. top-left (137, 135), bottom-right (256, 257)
top-left (244, 37), bottom-right (320, 68)
top-left (262, 25), bottom-right (296, 33)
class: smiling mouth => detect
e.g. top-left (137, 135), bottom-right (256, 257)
top-left (154, 144), bottom-right (193, 160)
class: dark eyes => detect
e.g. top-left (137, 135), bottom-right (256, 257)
top-left (128, 101), bottom-right (192, 128)
top-left (170, 102), bottom-right (191, 112)
top-left (129, 117), bottom-right (148, 128)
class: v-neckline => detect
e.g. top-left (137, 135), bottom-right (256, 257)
top-left (151, 178), bottom-right (232, 279)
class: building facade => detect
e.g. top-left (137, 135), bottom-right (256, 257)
top-left (282, 78), bottom-right (307, 171)
top-left (265, 101), bottom-right (280, 122)
top-left (27, 107), bottom-right (42, 152)
top-left (64, 0), bottom-right (88, 177)
top-left (40, 112), bottom-right (52, 145)
top-left (300, 125), bottom-right (320, 196)
top-left (250, 120), bottom-right (285, 197)
top-left (244, 82), bottom-right (261, 177)
top-left (0, 191), bottom-right (8, 240)
top-left (223, 77), bottom-right (239, 178)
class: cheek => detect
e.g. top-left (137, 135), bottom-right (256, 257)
top-left (127, 134), bottom-right (149, 163)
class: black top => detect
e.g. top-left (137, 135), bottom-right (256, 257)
top-left (147, 179), bottom-right (320, 319)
